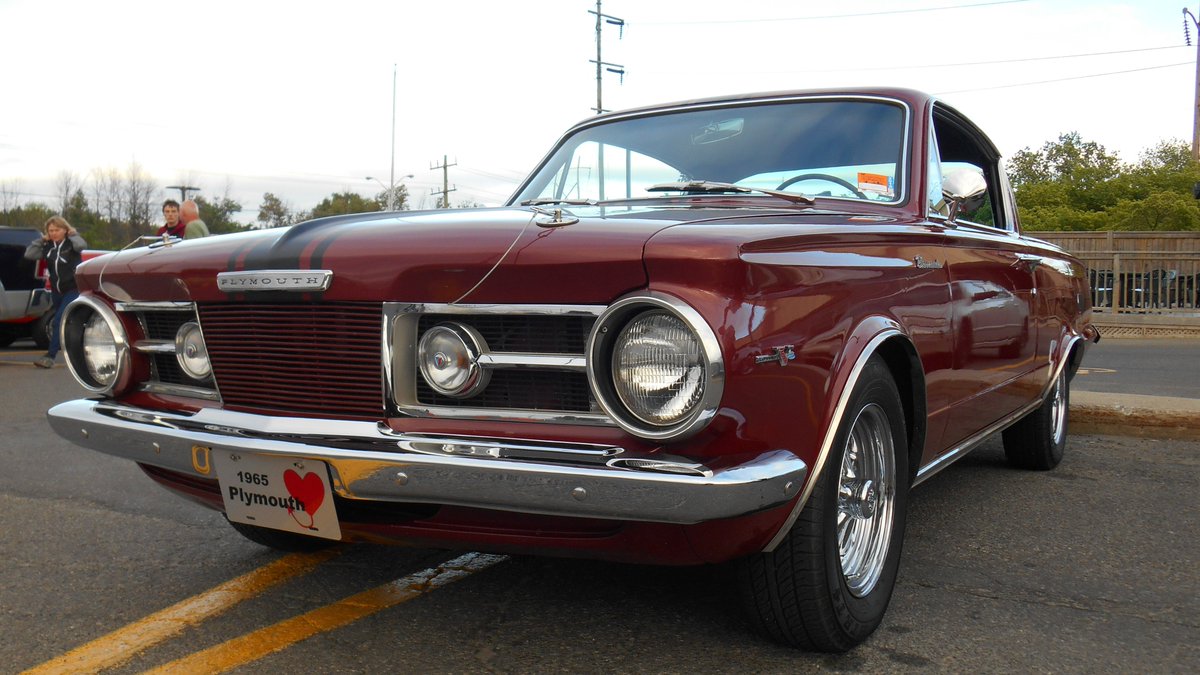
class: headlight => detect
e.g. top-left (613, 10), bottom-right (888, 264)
top-left (418, 322), bottom-right (490, 398)
top-left (82, 314), bottom-right (119, 385)
top-left (588, 294), bottom-right (724, 441)
top-left (62, 295), bottom-right (130, 394)
top-left (612, 311), bottom-right (705, 426)
top-left (175, 322), bottom-right (212, 380)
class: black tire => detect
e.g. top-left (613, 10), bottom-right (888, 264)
top-left (226, 518), bottom-right (339, 552)
top-left (1002, 367), bottom-right (1068, 470)
top-left (737, 356), bottom-right (910, 652)
top-left (31, 312), bottom-right (52, 350)
top-left (0, 328), bottom-right (15, 348)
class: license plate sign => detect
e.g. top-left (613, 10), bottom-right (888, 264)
top-left (213, 451), bottom-right (341, 541)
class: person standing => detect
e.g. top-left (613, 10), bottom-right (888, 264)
top-left (158, 199), bottom-right (186, 238)
top-left (24, 216), bottom-right (87, 369)
top-left (180, 199), bottom-right (210, 238)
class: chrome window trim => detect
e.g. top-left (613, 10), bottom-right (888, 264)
top-left (510, 94), bottom-right (913, 207)
top-left (384, 302), bottom-right (612, 425)
top-left (586, 292), bottom-right (725, 442)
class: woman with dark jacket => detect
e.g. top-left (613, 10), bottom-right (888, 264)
top-left (24, 216), bottom-right (87, 368)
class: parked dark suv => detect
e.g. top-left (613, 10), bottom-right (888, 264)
top-left (0, 226), bottom-right (53, 348)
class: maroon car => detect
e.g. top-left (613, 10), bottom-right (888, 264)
top-left (47, 88), bottom-right (1096, 651)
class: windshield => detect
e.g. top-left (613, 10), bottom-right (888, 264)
top-left (512, 98), bottom-right (908, 206)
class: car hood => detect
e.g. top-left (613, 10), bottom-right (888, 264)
top-left (77, 204), bottom-right (893, 305)
top-left (78, 207), bottom-right (668, 304)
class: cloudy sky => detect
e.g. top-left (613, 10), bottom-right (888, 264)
top-left (0, 0), bottom-right (1193, 223)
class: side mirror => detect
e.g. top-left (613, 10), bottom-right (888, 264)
top-left (942, 168), bottom-right (988, 222)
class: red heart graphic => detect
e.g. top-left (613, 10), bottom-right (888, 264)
top-left (283, 469), bottom-right (326, 517)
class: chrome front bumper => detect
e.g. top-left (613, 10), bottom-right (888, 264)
top-left (47, 400), bottom-right (807, 525)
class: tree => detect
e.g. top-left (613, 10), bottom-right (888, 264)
top-left (54, 171), bottom-right (82, 216)
top-left (1011, 133), bottom-right (1200, 232)
top-left (123, 161), bottom-right (156, 232)
top-left (373, 184), bottom-right (410, 211)
top-left (0, 178), bottom-right (24, 213)
top-left (196, 195), bottom-right (246, 235)
top-left (309, 191), bottom-right (380, 219)
top-left (257, 192), bottom-right (295, 229)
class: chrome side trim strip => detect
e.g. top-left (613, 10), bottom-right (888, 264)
top-left (47, 400), bottom-right (807, 525)
top-left (763, 329), bottom-right (902, 552)
top-left (912, 334), bottom-right (1084, 486)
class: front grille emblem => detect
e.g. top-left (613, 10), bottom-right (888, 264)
top-left (217, 270), bottom-right (333, 293)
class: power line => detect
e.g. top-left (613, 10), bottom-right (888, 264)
top-left (643, 45), bottom-right (1186, 76)
top-left (640, 0), bottom-right (1031, 26)
top-left (936, 61), bottom-right (1191, 95)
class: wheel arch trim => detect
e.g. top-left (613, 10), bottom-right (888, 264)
top-left (762, 321), bottom-right (914, 552)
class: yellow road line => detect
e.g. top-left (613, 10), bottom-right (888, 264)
top-left (23, 549), bottom-right (340, 675)
top-left (145, 552), bottom-right (508, 675)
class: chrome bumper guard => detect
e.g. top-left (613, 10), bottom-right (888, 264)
top-left (47, 400), bottom-right (807, 525)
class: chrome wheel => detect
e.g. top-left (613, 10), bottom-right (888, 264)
top-left (1049, 372), bottom-right (1067, 446)
top-left (837, 402), bottom-right (896, 597)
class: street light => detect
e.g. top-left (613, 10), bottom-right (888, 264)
top-left (365, 174), bottom-right (413, 211)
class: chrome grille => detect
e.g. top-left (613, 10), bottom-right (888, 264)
top-left (198, 303), bottom-right (383, 420)
top-left (390, 303), bottom-right (608, 423)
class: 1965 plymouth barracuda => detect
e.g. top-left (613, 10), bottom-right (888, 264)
top-left (47, 87), bottom-right (1096, 651)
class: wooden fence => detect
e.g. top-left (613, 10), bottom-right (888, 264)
top-left (1034, 232), bottom-right (1200, 316)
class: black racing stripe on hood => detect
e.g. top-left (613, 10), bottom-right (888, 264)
top-left (244, 212), bottom-right (394, 271)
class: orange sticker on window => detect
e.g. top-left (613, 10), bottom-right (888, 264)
top-left (857, 172), bottom-right (893, 196)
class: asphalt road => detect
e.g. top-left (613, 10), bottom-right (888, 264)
top-left (1071, 337), bottom-right (1200, 398)
top-left (1, 343), bottom-right (1198, 672)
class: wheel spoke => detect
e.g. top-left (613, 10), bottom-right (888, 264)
top-left (837, 403), bottom-right (896, 597)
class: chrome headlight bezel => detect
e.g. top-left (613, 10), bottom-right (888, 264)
top-left (587, 294), bottom-right (724, 441)
top-left (174, 321), bottom-right (212, 381)
top-left (62, 294), bottom-right (131, 395)
top-left (417, 322), bottom-right (491, 398)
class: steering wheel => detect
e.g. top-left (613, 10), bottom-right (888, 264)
top-left (776, 173), bottom-right (868, 199)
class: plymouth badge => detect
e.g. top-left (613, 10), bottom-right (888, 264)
top-left (216, 270), bottom-right (333, 293)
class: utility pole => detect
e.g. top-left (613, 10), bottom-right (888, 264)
top-left (589, 0), bottom-right (625, 114)
top-left (1185, 6), bottom-right (1200, 160)
top-left (165, 185), bottom-right (200, 202)
top-left (430, 155), bottom-right (457, 208)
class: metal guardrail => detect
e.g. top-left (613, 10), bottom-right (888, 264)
top-left (1074, 253), bottom-right (1200, 314)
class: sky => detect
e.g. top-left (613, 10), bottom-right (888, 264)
top-left (0, 0), bottom-right (1195, 224)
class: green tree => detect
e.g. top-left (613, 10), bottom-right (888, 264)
top-left (373, 185), bottom-right (410, 211)
top-left (196, 195), bottom-right (246, 235)
top-left (1011, 134), bottom-right (1200, 232)
top-left (310, 192), bottom-right (380, 219)
top-left (257, 192), bottom-right (295, 229)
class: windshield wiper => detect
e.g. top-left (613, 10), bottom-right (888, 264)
top-left (519, 198), bottom-right (598, 207)
top-left (646, 180), bottom-right (815, 205)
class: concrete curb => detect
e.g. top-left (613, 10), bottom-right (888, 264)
top-left (1070, 391), bottom-right (1200, 440)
